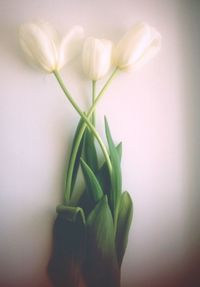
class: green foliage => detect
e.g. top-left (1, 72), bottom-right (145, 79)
top-left (84, 196), bottom-right (120, 287)
top-left (49, 116), bottom-right (133, 287)
top-left (96, 142), bottom-right (122, 205)
top-left (115, 191), bottom-right (133, 266)
top-left (48, 208), bottom-right (86, 287)
top-left (80, 158), bottom-right (103, 204)
top-left (104, 117), bottom-right (122, 214)
top-left (56, 205), bottom-right (86, 224)
top-left (66, 118), bottom-right (85, 196)
top-left (83, 128), bottom-right (98, 173)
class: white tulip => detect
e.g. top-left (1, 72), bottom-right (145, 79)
top-left (82, 37), bottom-right (113, 80)
top-left (113, 22), bottom-right (161, 71)
top-left (19, 21), bottom-right (84, 72)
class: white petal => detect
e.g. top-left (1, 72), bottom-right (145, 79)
top-left (19, 22), bottom-right (58, 72)
top-left (113, 23), bottom-right (153, 69)
top-left (34, 20), bottom-right (60, 47)
top-left (82, 37), bottom-right (94, 78)
top-left (82, 37), bottom-right (113, 80)
top-left (132, 31), bottom-right (162, 71)
top-left (94, 39), bottom-right (113, 80)
top-left (57, 26), bottom-right (84, 69)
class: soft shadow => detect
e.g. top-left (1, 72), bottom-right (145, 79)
top-left (179, 0), bottom-right (200, 281)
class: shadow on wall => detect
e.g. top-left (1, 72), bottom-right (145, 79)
top-left (125, 0), bottom-right (200, 286)
top-left (181, 0), bottom-right (200, 250)
top-left (180, 0), bottom-right (200, 285)
top-left (124, 257), bottom-right (200, 287)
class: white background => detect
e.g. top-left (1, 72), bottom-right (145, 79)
top-left (0, 0), bottom-right (200, 286)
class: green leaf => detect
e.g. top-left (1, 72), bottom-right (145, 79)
top-left (67, 118), bottom-right (85, 194)
top-left (115, 191), bottom-right (133, 266)
top-left (96, 162), bottom-right (110, 196)
top-left (48, 208), bottom-right (86, 287)
top-left (96, 142), bottom-right (122, 209)
top-left (56, 205), bottom-right (86, 224)
top-left (116, 142), bottom-right (122, 162)
top-left (104, 117), bottom-right (122, 213)
top-left (84, 196), bottom-right (120, 287)
top-left (78, 188), bottom-right (94, 216)
top-left (84, 128), bottom-right (98, 173)
top-left (80, 158), bottom-right (103, 204)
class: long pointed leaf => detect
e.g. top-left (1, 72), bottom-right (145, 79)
top-left (96, 143), bottom-right (122, 215)
top-left (115, 191), bottom-right (133, 266)
top-left (116, 142), bottom-right (122, 162)
top-left (66, 118), bottom-right (85, 194)
top-left (97, 142), bottom-right (122, 196)
top-left (84, 196), bottom-right (120, 287)
top-left (84, 129), bottom-right (98, 173)
top-left (80, 158), bottom-right (103, 203)
top-left (104, 117), bottom-right (122, 213)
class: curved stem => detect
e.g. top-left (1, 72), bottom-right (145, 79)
top-left (53, 70), bottom-right (113, 202)
top-left (92, 80), bottom-right (96, 126)
top-left (64, 69), bottom-right (118, 202)
top-left (90, 68), bottom-right (118, 116)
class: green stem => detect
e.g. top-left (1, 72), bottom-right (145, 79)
top-left (65, 69), bottom-right (118, 203)
top-left (92, 80), bottom-right (96, 126)
top-left (53, 70), bottom-right (114, 202)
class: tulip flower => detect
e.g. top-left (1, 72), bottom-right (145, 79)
top-left (113, 22), bottom-right (161, 71)
top-left (19, 21), bottom-right (84, 72)
top-left (18, 20), bottom-right (161, 287)
top-left (82, 37), bottom-right (113, 80)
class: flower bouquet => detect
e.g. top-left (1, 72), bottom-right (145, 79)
top-left (19, 21), bottom-right (161, 287)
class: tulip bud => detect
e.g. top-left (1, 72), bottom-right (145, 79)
top-left (113, 22), bottom-right (161, 71)
top-left (19, 21), bottom-right (84, 72)
top-left (82, 37), bottom-right (113, 80)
